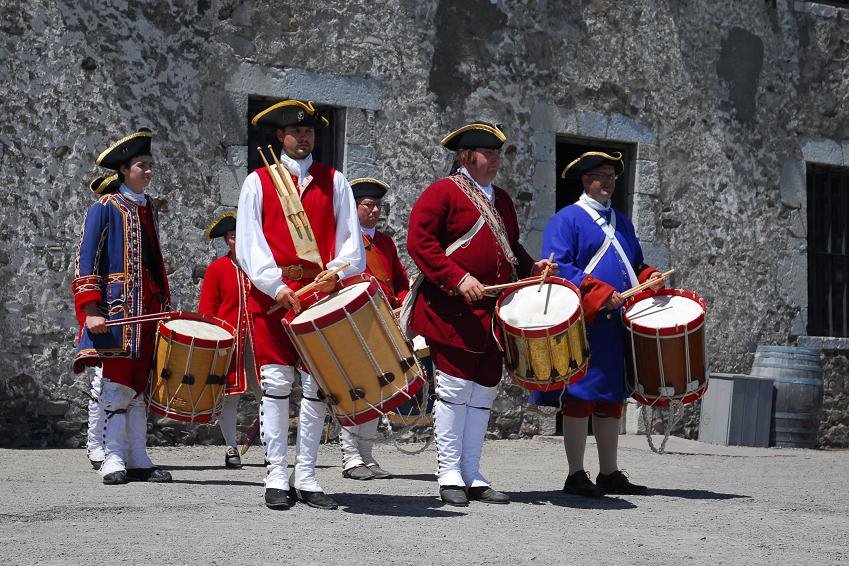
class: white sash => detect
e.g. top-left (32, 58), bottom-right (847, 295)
top-left (398, 216), bottom-right (486, 338)
top-left (575, 200), bottom-right (639, 288)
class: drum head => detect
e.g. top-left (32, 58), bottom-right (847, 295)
top-left (290, 281), bottom-right (371, 324)
top-left (624, 294), bottom-right (704, 330)
top-left (499, 282), bottom-right (579, 329)
top-left (163, 318), bottom-right (232, 340)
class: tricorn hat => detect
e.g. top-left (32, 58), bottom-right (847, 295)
top-left (561, 151), bottom-right (624, 179)
top-left (440, 122), bottom-right (507, 151)
top-left (251, 99), bottom-right (330, 130)
top-left (350, 178), bottom-right (389, 200)
top-left (96, 128), bottom-right (153, 170)
top-left (89, 173), bottom-right (121, 195)
top-left (205, 210), bottom-right (237, 240)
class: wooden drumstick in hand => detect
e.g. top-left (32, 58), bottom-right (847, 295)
top-left (537, 252), bottom-right (556, 292)
top-left (267, 263), bottom-right (350, 314)
top-left (620, 269), bottom-right (675, 300)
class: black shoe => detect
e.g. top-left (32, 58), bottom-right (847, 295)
top-left (224, 447), bottom-right (242, 469)
top-left (342, 464), bottom-right (375, 480)
top-left (439, 485), bottom-right (469, 507)
top-left (367, 465), bottom-right (393, 479)
top-left (127, 467), bottom-right (173, 483)
top-left (90, 459), bottom-right (103, 471)
top-left (296, 489), bottom-right (339, 510)
top-left (562, 470), bottom-right (605, 498)
top-left (265, 488), bottom-right (292, 510)
top-left (102, 470), bottom-right (128, 485)
top-left (468, 486), bottom-right (510, 504)
top-left (596, 470), bottom-right (648, 495)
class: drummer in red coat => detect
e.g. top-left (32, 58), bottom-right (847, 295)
top-left (197, 211), bottom-right (261, 469)
top-left (339, 178), bottom-right (409, 481)
top-left (406, 122), bottom-right (557, 506)
top-left (236, 99), bottom-right (364, 510)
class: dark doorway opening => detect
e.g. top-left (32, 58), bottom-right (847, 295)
top-left (555, 138), bottom-right (636, 214)
top-left (246, 96), bottom-right (345, 174)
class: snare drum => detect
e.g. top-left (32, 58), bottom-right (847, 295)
top-left (622, 288), bottom-right (708, 407)
top-left (147, 312), bottom-right (235, 423)
top-left (495, 277), bottom-right (589, 391)
top-left (284, 276), bottom-right (425, 426)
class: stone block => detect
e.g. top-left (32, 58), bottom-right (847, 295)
top-left (843, 140), bottom-right (849, 166)
top-left (344, 144), bottom-right (377, 179)
top-left (226, 145), bottom-right (247, 167)
top-left (635, 159), bottom-right (659, 196)
top-left (637, 143), bottom-right (659, 161)
top-left (801, 138), bottom-right (842, 165)
top-left (631, 193), bottom-right (657, 242)
top-left (641, 242), bottom-right (670, 270)
top-left (531, 131), bottom-right (555, 161)
top-left (531, 160), bottom-right (557, 193)
top-left (553, 107), bottom-right (578, 135)
top-left (38, 399), bottom-right (69, 417)
top-left (798, 336), bottom-right (849, 350)
top-left (524, 228), bottom-right (544, 258)
top-left (346, 108), bottom-right (372, 145)
top-left (530, 101), bottom-right (556, 131)
top-left (776, 251), bottom-right (806, 308)
top-left (286, 68), bottom-right (381, 110)
top-left (217, 163), bottom-right (246, 207)
top-left (779, 159), bottom-right (805, 209)
top-left (607, 113), bottom-right (656, 144)
top-left (577, 110), bottom-right (608, 140)
top-left (791, 309), bottom-right (807, 337)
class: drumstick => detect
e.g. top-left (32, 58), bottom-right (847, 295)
top-left (620, 269), bottom-right (675, 300)
top-left (537, 252), bottom-right (556, 292)
top-left (482, 276), bottom-right (543, 295)
top-left (266, 263), bottom-right (350, 314)
top-left (104, 312), bottom-right (172, 327)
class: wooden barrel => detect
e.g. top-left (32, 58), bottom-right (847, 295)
top-left (749, 345), bottom-right (823, 449)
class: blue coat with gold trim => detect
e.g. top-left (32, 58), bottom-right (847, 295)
top-left (72, 191), bottom-right (170, 373)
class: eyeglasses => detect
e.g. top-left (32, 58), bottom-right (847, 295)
top-left (358, 201), bottom-right (381, 210)
top-left (585, 172), bottom-right (619, 182)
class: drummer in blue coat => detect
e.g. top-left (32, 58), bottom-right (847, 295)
top-left (535, 151), bottom-right (665, 497)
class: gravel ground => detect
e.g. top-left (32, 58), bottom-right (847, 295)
top-left (1, 435), bottom-right (847, 565)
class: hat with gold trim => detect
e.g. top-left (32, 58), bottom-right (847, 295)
top-left (440, 122), bottom-right (507, 151)
top-left (561, 151), bottom-right (624, 179)
top-left (350, 178), bottom-right (389, 200)
top-left (205, 210), bottom-right (237, 240)
top-left (89, 173), bottom-right (120, 195)
top-left (251, 99), bottom-right (329, 129)
top-left (96, 128), bottom-right (153, 170)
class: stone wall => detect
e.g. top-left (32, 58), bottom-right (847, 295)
top-left (1, 0), bottom-right (848, 448)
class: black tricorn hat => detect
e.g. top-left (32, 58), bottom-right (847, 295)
top-left (96, 128), bottom-right (153, 170)
top-left (251, 99), bottom-right (330, 130)
top-left (440, 122), bottom-right (507, 151)
top-left (350, 178), bottom-right (389, 200)
top-left (89, 173), bottom-right (121, 195)
top-left (561, 151), bottom-right (624, 179)
top-left (205, 210), bottom-right (237, 240)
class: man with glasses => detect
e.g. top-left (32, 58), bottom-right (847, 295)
top-left (537, 151), bottom-right (664, 497)
top-left (406, 122), bottom-right (556, 507)
top-left (338, 178), bottom-right (410, 481)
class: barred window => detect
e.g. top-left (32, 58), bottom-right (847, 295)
top-left (807, 164), bottom-right (849, 337)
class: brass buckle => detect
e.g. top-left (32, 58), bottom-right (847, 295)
top-left (285, 265), bottom-right (303, 280)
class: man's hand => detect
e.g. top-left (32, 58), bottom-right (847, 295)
top-left (603, 291), bottom-right (624, 310)
top-left (85, 314), bottom-right (108, 334)
top-left (647, 271), bottom-right (665, 292)
top-left (458, 274), bottom-right (486, 303)
top-left (313, 270), bottom-right (340, 293)
top-left (531, 259), bottom-right (559, 277)
top-left (275, 287), bottom-right (301, 314)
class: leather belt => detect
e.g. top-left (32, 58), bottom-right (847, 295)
top-left (280, 264), bottom-right (322, 281)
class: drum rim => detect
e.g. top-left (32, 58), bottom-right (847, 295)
top-left (495, 276), bottom-right (584, 338)
top-left (285, 275), bottom-right (379, 330)
top-left (621, 288), bottom-right (707, 336)
top-left (630, 382), bottom-right (707, 407)
top-left (157, 311), bottom-right (236, 347)
top-left (333, 371), bottom-right (427, 426)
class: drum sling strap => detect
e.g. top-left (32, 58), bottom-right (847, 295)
top-left (575, 197), bottom-right (639, 288)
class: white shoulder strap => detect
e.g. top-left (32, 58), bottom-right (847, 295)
top-left (575, 201), bottom-right (639, 287)
top-left (399, 216), bottom-right (486, 337)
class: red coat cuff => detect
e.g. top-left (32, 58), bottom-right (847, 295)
top-left (637, 264), bottom-right (659, 284)
top-left (579, 274), bottom-right (615, 325)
